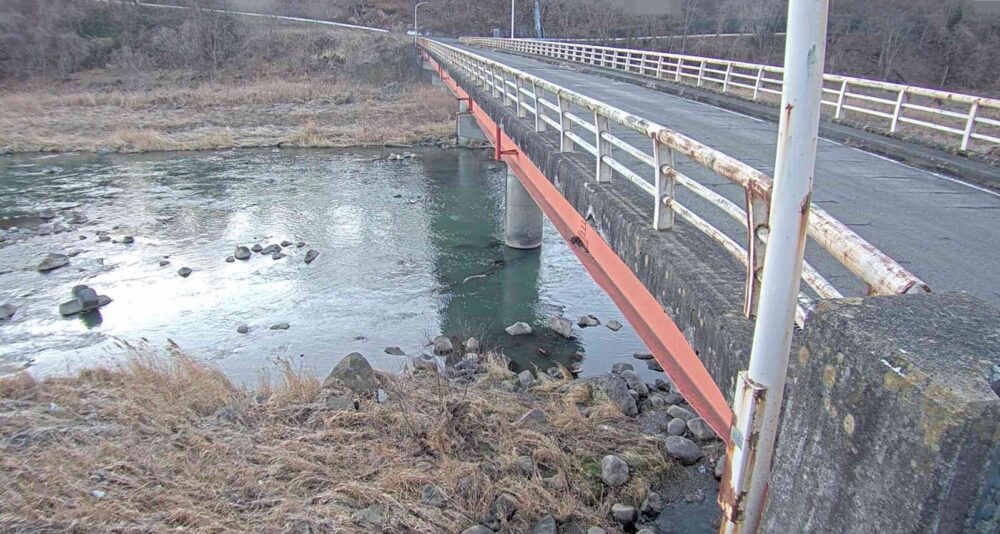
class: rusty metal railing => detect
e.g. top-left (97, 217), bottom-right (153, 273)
top-left (420, 38), bottom-right (928, 324)
top-left (462, 37), bottom-right (1000, 154)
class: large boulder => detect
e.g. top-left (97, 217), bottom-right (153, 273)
top-left (661, 435), bottom-right (703, 465)
top-left (432, 335), bottom-right (453, 355)
top-left (505, 322), bottom-right (532, 336)
top-left (323, 353), bottom-right (377, 395)
top-left (589, 374), bottom-right (638, 417)
top-left (547, 316), bottom-right (573, 338)
top-left (234, 246), bottom-right (252, 260)
top-left (600, 455), bottom-right (629, 487)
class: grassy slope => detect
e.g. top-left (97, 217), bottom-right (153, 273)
top-left (0, 351), bottom-right (669, 532)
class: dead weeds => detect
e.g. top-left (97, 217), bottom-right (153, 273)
top-left (0, 348), bottom-right (669, 533)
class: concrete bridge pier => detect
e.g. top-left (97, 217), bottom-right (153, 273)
top-left (504, 168), bottom-right (543, 249)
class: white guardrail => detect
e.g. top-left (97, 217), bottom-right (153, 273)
top-left (419, 38), bottom-right (928, 324)
top-left (461, 38), bottom-right (1000, 154)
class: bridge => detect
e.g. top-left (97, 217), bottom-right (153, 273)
top-left (416, 25), bottom-right (1000, 534)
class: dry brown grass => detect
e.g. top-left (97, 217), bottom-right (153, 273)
top-left (0, 77), bottom-right (456, 153)
top-left (0, 347), bottom-right (670, 533)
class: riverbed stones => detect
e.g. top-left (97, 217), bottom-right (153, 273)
top-left (432, 335), bottom-right (453, 355)
top-left (666, 417), bottom-right (687, 435)
top-left (641, 491), bottom-right (664, 517)
top-left (610, 503), bottom-right (638, 526)
top-left (620, 370), bottom-right (649, 397)
top-left (464, 337), bottom-right (480, 352)
top-left (687, 417), bottom-right (716, 441)
top-left (270, 322), bottom-right (290, 330)
top-left (37, 253), bottom-right (69, 272)
top-left (411, 354), bottom-right (438, 372)
top-left (158, 259), bottom-right (170, 267)
top-left (58, 285), bottom-right (112, 316)
top-left (577, 314), bottom-right (600, 327)
top-left (633, 352), bottom-right (654, 360)
top-left (234, 246), bottom-right (251, 260)
top-left (662, 435), bottom-right (704, 465)
top-left (122, 236), bottom-right (134, 244)
top-left (586, 528), bottom-right (607, 534)
top-left (516, 455), bottom-right (535, 477)
top-left (324, 352), bottom-right (377, 395)
top-left (518, 370), bottom-right (536, 388)
top-left (0, 303), bottom-right (16, 321)
top-left (280, 240), bottom-right (293, 247)
top-left (547, 316), bottom-right (573, 338)
top-left (177, 267), bottom-right (192, 277)
top-left (505, 321), bottom-right (532, 336)
top-left (225, 256), bottom-right (235, 263)
top-left (606, 320), bottom-right (623, 331)
top-left (237, 325), bottom-right (249, 334)
top-left (384, 346), bottom-right (405, 356)
top-left (251, 244), bottom-right (263, 253)
top-left (514, 408), bottom-right (548, 427)
top-left (667, 405), bottom-right (696, 421)
top-left (420, 484), bottom-right (445, 506)
top-left (304, 249), bottom-right (319, 264)
top-left (601, 454), bottom-right (630, 487)
top-left (461, 526), bottom-right (493, 534)
top-left (531, 515), bottom-right (557, 534)
top-left (260, 244), bottom-right (281, 255)
top-left (591, 374), bottom-right (638, 417)
top-left (352, 504), bottom-right (384, 529)
top-left (611, 362), bottom-right (634, 375)
top-left (296, 241), bottom-right (306, 248)
top-left (647, 360), bottom-right (664, 372)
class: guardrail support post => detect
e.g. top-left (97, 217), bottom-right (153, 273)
top-left (697, 59), bottom-right (706, 86)
top-left (720, 0), bottom-right (830, 532)
top-left (753, 68), bottom-right (764, 100)
top-left (595, 112), bottom-right (612, 182)
top-left (723, 63), bottom-right (734, 93)
top-left (834, 79), bottom-right (848, 119)
top-left (558, 94), bottom-right (575, 153)
top-left (515, 78), bottom-right (527, 117)
top-left (890, 88), bottom-right (908, 133)
top-left (502, 72), bottom-right (514, 107)
top-left (962, 100), bottom-right (980, 151)
top-left (653, 141), bottom-right (675, 231)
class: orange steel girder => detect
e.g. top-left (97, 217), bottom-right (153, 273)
top-left (422, 49), bottom-right (733, 440)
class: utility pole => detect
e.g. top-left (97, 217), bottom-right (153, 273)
top-left (533, 0), bottom-right (544, 38)
top-left (511, 0), bottom-right (515, 38)
top-left (719, 0), bottom-right (830, 532)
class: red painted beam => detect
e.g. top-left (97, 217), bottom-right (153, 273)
top-left (421, 48), bottom-right (734, 441)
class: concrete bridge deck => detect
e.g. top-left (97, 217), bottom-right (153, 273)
top-left (447, 39), bottom-right (1000, 307)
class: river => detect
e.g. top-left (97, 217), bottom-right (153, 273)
top-left (0, 147), bottom-right (659, 385)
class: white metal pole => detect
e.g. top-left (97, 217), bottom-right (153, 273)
top-left (511, 0), bottom-right (515, 38)
top-left (720, 0), bottom-right (829, 533)
top-left (414, 1), bottom-right (427, 35)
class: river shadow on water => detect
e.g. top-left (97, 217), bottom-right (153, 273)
top-left (0, 147), bottom-right (659, 385)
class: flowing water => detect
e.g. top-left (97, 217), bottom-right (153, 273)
top-left (0, 147), bottom-right (659, 385)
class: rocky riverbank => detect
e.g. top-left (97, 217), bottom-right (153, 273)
top-left (0, 343), bottom-right (724, 533)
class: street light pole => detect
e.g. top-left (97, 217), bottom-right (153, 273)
top-left (414, 1), bottom-right (428, 35)
top-left (510, 0), bottom-right (515, 38)
top-left (719, 0), bottom-right (830, 532)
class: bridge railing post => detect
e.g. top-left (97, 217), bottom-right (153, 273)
top-left (653, 140), bottom-right (675, 231)
top-left (753, 67), bottom-right (764, 100)
top-left (491, 66), bottom-right (501, 99)
top-left (834, 79), bottom-right (848, 118)
top-left (890, 88), bottom-right (907, 133)
top-left (502, 72), bottom-right (514, 107)
top-left (675, 58), bottom-right (683, 82)
top-left (723, 62), bottom-right (733, 93)
top-left (744, 192), bottom-right (770, 318)
top-left (558, 93), bottom-right (574, 153)
top-left (595, 112), bottom-right (612, 182)
top-left (515, 77), bottom-right (526, 117)
top-left (697, 59), bottom-right (706, 87)
top-left (962, 100), bottom-right (980, 151)
top-left (533, 82), bottom-right (547, 132)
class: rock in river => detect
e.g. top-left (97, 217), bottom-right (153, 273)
top-left (505, 321), bottom-right (532, 336)
top-left (577, 314), bottom-right (600, 327)
top-left (251, 244), bottom-right (263, 253)
top-left (280, 240), bottom-right (293, 247)
top-left (589, 374), bottom-right (638, 417)
top-left (606, 320), bottom-right (623, 332)
top-left (304, 249), bottom-right (319, 264)
top-left (548, 316), bottom-right (573, 338)
top-left (531, 515), bottom-right (557, 534)
top-left (121, 236), bottom-right (134, 244)
top-left (271, 252), bottom-right (286, 260)
top-left (260, 244), bottom-right (281, 255)
top-left (0, 303), bottom-right (16, 321)
top-left (237, 325), bottom-right (250, 334)
top-left (58, 285), bottom-right (112, 316)
top-left (384, 346), bottom-right (405, 356)
top-left (177, 267), bottom-right (193, 278)
top-left (611, 503), bottom-right (637, 526)
top-left (270, 322), bottom-right (290, 330)
top-left (234, 246), bottom-right (252, 260)
top-left (225, 256), bottom-right (235, 263)
top-left (37, 253), bottom-right (70, 272)
top-left (323, 352), bottom-right (377, 395)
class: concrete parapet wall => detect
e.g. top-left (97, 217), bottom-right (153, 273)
top-left (426, 48), bottom-right (1000, 532)
top-left (764, 292), bottom-right (1000, 533)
